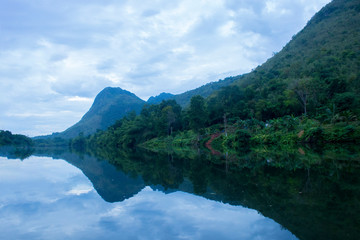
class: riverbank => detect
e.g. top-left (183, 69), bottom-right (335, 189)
top-left (141, 116), bottom-right (360, 154)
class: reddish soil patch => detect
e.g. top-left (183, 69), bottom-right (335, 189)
top-left (205, 133), bottom-right (222, 156)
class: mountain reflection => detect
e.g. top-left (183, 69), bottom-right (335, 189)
top-left (35, 149), bottom-right (145, 203)
top-left (2, 144), bottom-right (360, 240)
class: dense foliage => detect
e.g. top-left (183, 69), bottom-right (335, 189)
top-left (149, 75), bottom-right (243, 107)
top-left (0, 130), bottom-right (33, 147)
top-left (84, 100), bottom-right (183, 149)
top-left (227, 0), bottom-right (360, 121)
top-left (46, 76), bottom-right (241, 140)
top-left (207, 0), bottom-right (360, 123)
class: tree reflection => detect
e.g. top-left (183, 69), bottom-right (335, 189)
top-left (7, 143), bottom-right (356, 240)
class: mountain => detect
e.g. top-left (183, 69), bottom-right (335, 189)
top-left (147, 75), bottom-right (242, 107)
top-left (38, 0), bottom-right (360, 140)
top-left (38, 76), bottom-right (239, 139)
top-left (148, 0), bottom-right (360, 110)
top-left (47, 76), bottom-right (240, 139)
top-left (218, 0), bottom-right (360, 119)
top-left (241, 0), bottom-right (360, 85)
top-left (82, 0), bottom-right (360, 148)
top-left (58, 76), bottom-right (240, 138)
top-left (48, 87), bottom-right (145, 139)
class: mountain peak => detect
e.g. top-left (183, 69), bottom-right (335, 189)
top-left (52, 87), bottom-right (145, 139)
top-left (96, 87), bottom-right (136, 99)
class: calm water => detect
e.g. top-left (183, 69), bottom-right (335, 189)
top-left (0, 145), bottom-right (359, 239)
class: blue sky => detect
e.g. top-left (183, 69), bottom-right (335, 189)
top-left (0, 0), bottom-right (331, 136)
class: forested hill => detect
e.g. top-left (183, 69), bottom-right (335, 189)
top-left (37, 75), bottom-right (240, 139)
top-left (37, 76), bottom-right (242, 139)
top-left (208, 0), bottom-right (360, 122)
top-left (79, 0), bottom-right (360, 149)
top-left (43, 87), bottom-right (146, 139)
top-left (147, 75), bottom-right (242, 107)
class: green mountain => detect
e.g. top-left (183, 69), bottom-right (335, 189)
top-left (150, 0), bottom-right (360, 117)
top-left (49, 87), bottom-right (145, 139)
top-left (217, 0), bottom-right (360, 120)
top-left (39, 0), bottom-right (360, 142)
top-left (38, 76), bottom-right (239, 140)
top-left (148, 75), bottom-right (241, 107)
top-left (83, 0), bottom-right (360, 149)
top-left (42, 77), bottom-right (241, 139)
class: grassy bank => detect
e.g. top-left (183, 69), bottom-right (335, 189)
top-left (141, 116), bottom-right (360, 154)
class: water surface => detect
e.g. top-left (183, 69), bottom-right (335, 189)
top-left (0, 155), bottom-right (297, 240)
top-left (1, 144), bottom-right (360, 240)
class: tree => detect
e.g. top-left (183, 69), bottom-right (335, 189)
top-left (293, 78), bottom-right (312, 115)
top-left (188, 95), bottom-right (207, 135)
top-left (162, 106), bottom-right (176, 135)
top-left (159, 100), bottom-right (182, 136)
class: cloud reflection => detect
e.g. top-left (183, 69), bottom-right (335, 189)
top-left (0, 156), bottom-right (297, 240)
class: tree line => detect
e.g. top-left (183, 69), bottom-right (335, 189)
top-left (0, 130), bottom-right (33, 147)
top-left (72, 71), bottom-right (359, 150)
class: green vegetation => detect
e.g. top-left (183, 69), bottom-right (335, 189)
top-left (140, 130), bottom-right (200, 152)
top-left (34, 137), bottom-right (69, 148)
top-left (148, 75), bottom-right (242, 107)
top-left (228, 0), bottom-right (360, 121)
top-left (209, 116), bottom-right (360, 153)
top-left (82, 100), bottom-right (183, 149)
top-left (45, 76), bottom-right (240, 140)
top-left (0, 130), bottom-right (34, 159)
top-left (0, 130), bottom-right (33, 147)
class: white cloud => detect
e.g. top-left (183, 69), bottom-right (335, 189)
top-left (218, 21), bottom-right (237, 37)
top-left (0, 0), bottom-right (331, 136)
top-left (66, 96), bottom-right (93, 102)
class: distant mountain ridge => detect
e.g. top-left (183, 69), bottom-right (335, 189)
top-left (147, 92), bottom-right (174, 104)
top-left (147, 75), bottom-right (242, 106)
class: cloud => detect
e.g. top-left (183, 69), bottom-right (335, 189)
top-left (0, 0), bottom-right (331, 136)
top-left (66, 96), bottom-right (93, 102)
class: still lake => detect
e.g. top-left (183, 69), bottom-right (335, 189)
top-left (0, 145), bottom-right (359, 239)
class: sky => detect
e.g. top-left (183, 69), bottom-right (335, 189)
top-left (0, 0), bottom-right (331, 136)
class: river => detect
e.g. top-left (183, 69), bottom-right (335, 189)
top-left (0, 145), bottom-right (359, 239)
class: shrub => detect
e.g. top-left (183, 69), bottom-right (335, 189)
top-left (234, 130), bottom-right (252, 148)
top-left (303, 126), bottom-right (324, 143)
